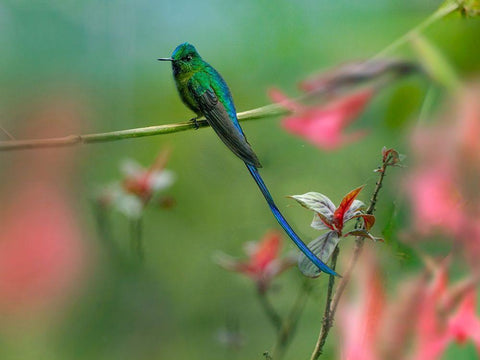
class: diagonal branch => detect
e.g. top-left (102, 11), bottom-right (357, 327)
top-left (0, 103), bottom-right (288, 151)
top-left (0, 126), bottom-right (15, 140)
top-left (0, 59), bottom-right (420, 152)
top-left (372, 0), bottom-right (459, 59)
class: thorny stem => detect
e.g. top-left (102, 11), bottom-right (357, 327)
top-left (257, 288), bottom-right (283, 332)
top-left (310, 153), bottom-right (395, 360)
top-left (271, 280), bottom-right (313, 360)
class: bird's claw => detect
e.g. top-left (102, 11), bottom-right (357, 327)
top-left (190, 117), bottom-right (200, 130)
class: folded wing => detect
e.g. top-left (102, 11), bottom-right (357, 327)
top-left (189, 81), bottom-right (262, 168)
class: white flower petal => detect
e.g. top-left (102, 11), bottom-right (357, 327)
top-left (148, 169), bottom-right (175, 191)
top-left (113, 193), bottom-right (144, 219)
top-left (243, 241), bottom-right (258, 257)
top-left (212, 251), bottom-right (241, 271)
top-left (120, 158), bottom-right (144, 177)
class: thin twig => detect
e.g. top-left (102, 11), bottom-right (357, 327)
top-left (309, 246), bottom-right (340, 360)
top-left (271, 279), bottom-right (313, 359)
top-left (0, 126), bottom-right (15, 140)
top-left (310, 152), bottom-right (395, 360)
top-left (0, 103), bottom-right (288, 151)
top-left (372, 0), bottom-right (459, 59)
top-left (257, 289), bottom-right (283, 331)
top-left (130, 216), bottom-right (144, 262)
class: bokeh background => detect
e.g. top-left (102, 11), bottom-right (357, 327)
top-left (0, 1), bottom-right (479, 359)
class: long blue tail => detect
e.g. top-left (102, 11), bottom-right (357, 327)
top-left (246, 163), bottom-right (339, 276)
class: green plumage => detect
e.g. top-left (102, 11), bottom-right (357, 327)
top-left (164, 42), bottom-right (261, 167)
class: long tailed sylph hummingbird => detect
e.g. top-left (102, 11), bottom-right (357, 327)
top-left (159, 42), bottom-right (338, 276)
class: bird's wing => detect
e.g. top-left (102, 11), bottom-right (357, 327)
top-left (189, 78), bottom-right (262, 168)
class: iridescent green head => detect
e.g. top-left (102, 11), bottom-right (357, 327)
top-left (158, 42), bottom-right (204, 76)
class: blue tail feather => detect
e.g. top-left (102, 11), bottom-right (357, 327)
top-left (246, 164), bottom-right (339, 277)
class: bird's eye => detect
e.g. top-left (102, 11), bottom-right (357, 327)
top-left (184, 55), bottom-right (193, 62)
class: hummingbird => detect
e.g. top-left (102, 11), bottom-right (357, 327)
top-left (158, 42), bottom-right (338, 276)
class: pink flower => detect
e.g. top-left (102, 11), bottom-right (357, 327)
top-left (446, 291), bottom-right (480, 350)
top-left (269, 89), bottom-right (372, 150)
top-left (0, 184), bottom-right (87, 318)
top-left (406, 165), bottom-right (463, 235)
top-left (338, 256), bottom-right (480, 360)
top-left (214, 231), bottom-right (296, 293)
top-left (410, 260), bottom-right (479, 360)
top-left (405, 83), bottom-right (480, 267)
top-left (339, 253), bottom-right (385, 360)
top-left (269, 59), bottom-right (418, 150)
top-left (0, 97), bottom-right (91, 322)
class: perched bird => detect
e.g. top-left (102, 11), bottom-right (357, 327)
top-left (159, 42), bottom-right (338, 276)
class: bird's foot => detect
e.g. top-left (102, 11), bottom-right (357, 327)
top-left (190, 117), bottom-right (200, 130)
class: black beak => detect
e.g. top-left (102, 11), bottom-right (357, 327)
top-left (157, 58), bottom-right (173, 61)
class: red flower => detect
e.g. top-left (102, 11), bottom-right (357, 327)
top-left (98, 149), bottom-right (175, 219)
top-left (215, 231), bottom-right (296, 293)
top-left (289, 187), bottom-right (379, 277)
top-left (269, 88), bottom-right (372, 150)
top-left (120, 148), bottom-right (174, 203)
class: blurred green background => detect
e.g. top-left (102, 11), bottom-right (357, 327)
top-left (0, 1), bottom-right (479, 359)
